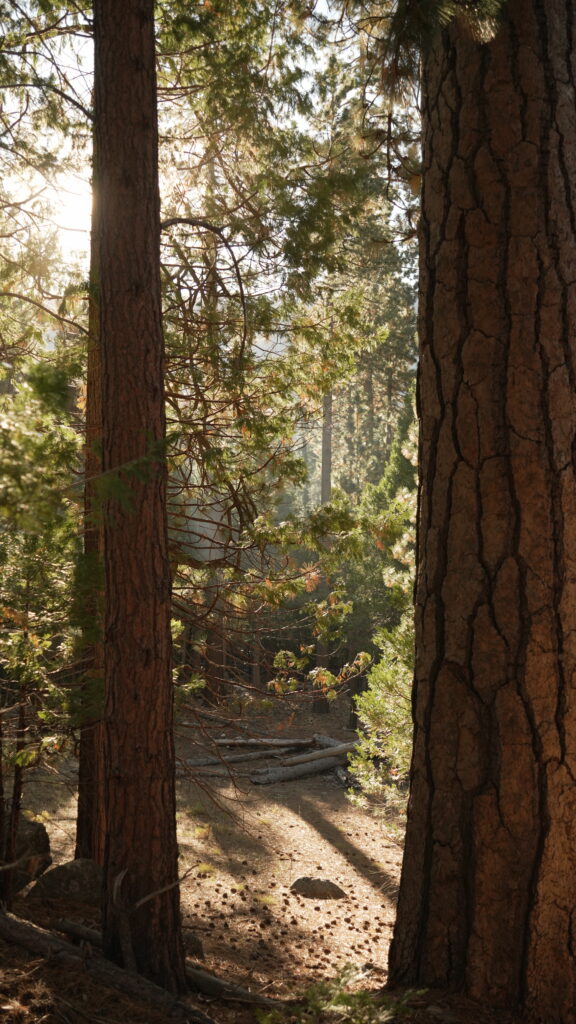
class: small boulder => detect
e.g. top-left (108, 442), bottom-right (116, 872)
top-left (290, 876), bottom-right (347, 900)
top-left (1, 812), bottom-right (52, 893)
top-left (28, 858), bottom-right (102, 905)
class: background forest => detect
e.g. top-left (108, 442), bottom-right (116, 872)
top-left (0, 0), bottom-right (418, 815)
top-left (0, 0), bottom-right (424, 1019)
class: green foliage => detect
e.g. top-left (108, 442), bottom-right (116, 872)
top-left (270, 646), bottom-right (371, 698)
top-left (0, 362), bottom-right (81, 751)
top-left (349, 610), bottom-right (414, 796)
top-left (376, 393), bottom-right (418, 503)
top-left (307, 406), bottom-right (417, 662)
top-left (348, 459), bottom-right (417, 805)
top-left (390, 0), bottom-right (507, 45)
top-left (341, 0), bottom-right (507, 106)
top-left (0, 375), bottom-right (80, 528)
top-left (1, 0), bottom-right (424, 749)
top-left (12, 746), bottom-right (38, 769)
top-left (257, 967), bottom-right (416, 1024)
top-left (25, 360), bottom-right (82, 418)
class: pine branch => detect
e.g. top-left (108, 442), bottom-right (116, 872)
top-left (161, 217), bottom-right (247, 362)
top-left (0, 291), bottom-right (88, 336)
top-left (0, 79), bottom-right (92, 121)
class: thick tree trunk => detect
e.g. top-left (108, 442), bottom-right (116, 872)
top-left (389, 3), bottom-right (576, 1020)
top-left (75, 159), bottom-right (105, 865)
top-left (75, 699), bottom-right (105, 863)
top-left (94, 0), bottom-right (186, 992)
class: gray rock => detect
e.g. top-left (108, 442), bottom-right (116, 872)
top-left (290, 876), bottom-right (347, 899)
top-left (28, 858), bottom-right (102, 905)
top-left (184, 928), bottom-right (205, 960)
top-left (1, 812), bottom-right (52, 893)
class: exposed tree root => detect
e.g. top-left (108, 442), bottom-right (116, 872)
top-left (54, 916), bottom-right (289, 1007)
top-left (0, 911), bottom-right (214, 1023)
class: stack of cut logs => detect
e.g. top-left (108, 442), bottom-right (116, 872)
top-left (180, 733), bottom-right (356, 785)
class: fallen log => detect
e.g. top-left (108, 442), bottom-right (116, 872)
top-left (0, 911), bottom-right (214, 1023)
top-left (186, 965), bottom-right (283, 1007)
top-left (279, 741), bottom-right (356, 767)
top-left (186, 767), bottom-right (254, 778)
top-left (213, 736), bottom-right (312, 748)
top-left (54, 917), bottom-right (287, 1008)
top-left (312, 734), bottom-right (347, 748)
top-left (182, 747), bottom-right (294, 768)
top-left (55, 917), bottom-right (102, 945)
top-left (178, 711), bottom-right (268, 733)
top-left (250, 756), bottom-right (344, 785)
top-left (180, 755), bottom-right (221, 767)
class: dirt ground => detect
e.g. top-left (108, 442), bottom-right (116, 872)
top-left (1, 696), bottom-right (516, 1024)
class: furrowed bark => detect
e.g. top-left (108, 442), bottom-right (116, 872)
top-left (389, 2), bottom-right (576, 1019)
top-left (75, 134), bottom-right (105, 865)
top-left (94, 0), bottom-right (186, 992)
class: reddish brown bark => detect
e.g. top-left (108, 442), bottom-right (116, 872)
top-left (75, 173), bottom-right (105, 866)
top-left (389, 2), bottom-right (576, 1020)
top-left (94, 0), bottom-right (186, 992)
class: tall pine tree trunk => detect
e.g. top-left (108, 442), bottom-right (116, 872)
top-left (75, 165), bottom-right (105, 864)
top-left (389, 3), bottom-right (576, 1018)
top-left (94, 0), bottom-right (186, 991)
top-left (313, 389), bottom-right (332, 714)
top-left (320, 389), bottom-right (332, 506)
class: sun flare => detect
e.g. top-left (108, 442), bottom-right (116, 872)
top-left (53, 173), bottom-right (92, 262)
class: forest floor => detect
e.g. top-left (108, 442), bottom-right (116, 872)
top-left (2, 695), bottom-right (517, 1024)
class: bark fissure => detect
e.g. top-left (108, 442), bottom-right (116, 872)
top-left (94, 0), bottom-right (186, 993)
top-left (390, 2), bottom-right (576, 1017)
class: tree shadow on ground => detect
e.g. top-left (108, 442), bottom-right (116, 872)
top-left (273, 791), bottom-right (399, 899)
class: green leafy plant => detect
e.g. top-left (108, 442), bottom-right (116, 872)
top-left (347, 435), bottom-right (417, 810)
top-left (349, 610), bottom-right (414, 807)
top-left (257, 967), bottom-right (417, 1023)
